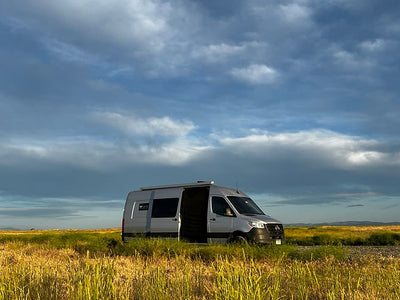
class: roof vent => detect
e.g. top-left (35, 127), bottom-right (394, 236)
top-left (197, 180), bottom-right (214, 184)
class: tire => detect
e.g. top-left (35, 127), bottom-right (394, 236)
top-left (228, 235), bottom-right (248, 245)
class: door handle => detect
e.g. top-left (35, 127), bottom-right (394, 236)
top-left (172, 218), bottom-right (178, 221)
top-left (210, 218), bottom-right (216, 221)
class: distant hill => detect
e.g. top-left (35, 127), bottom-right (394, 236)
top-left (0, 227), bottom-right (22, 230)
top-left (284, 221), bottom-right (400, 227)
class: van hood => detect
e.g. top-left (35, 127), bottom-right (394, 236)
top-left (242, 214), bottom-right (281, 224)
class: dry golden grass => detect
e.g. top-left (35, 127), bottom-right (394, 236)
top-left (285, 225), bottom-right (400, 243)
top-left (0, 241), bottom-right (399, 299)
top-left (0, 227), bottom-right (399, 299)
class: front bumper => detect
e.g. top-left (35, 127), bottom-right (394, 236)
top-left (247, 224), bottom-right (285, 244)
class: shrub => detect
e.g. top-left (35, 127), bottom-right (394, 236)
top-left (367, 232), bottom-right (400, 246)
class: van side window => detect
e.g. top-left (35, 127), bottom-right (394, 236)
top-left (139, 203), bottom-right (149, 211)
top-left (212, 197), bottom-right (235, 217)
top-left (152, 198), bottom-right (179, 218)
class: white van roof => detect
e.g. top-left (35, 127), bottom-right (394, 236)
top-left (140, 181), bottom-right (215, 191)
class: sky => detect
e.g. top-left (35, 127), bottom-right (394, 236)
top-left (1, 0), bottom-right (399, 229)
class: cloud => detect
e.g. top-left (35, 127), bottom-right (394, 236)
top-left (1, 126), bottom-right (400, 225)
top-left (0, 16), bottom-right (30, 32)
top-left (266, 191), bottom-right (378, 206)
top-left (0, 207), bottom-right (79, 218)
top-left (92, 111), bottom-right (196, 137)
top-left (0, 111), bottom-right (204, 169)
top-left (4, 0), bottom-right (395, 87)
top-left (191, 42), bottom-right (263, 63)
top-left (42, 38), bottom-right (102, 65)
top-left (2, 0), bottom-right (201, 77)
top-left (35, 0), bottom-right (175, 52)
top-left (230, 64), bottom-right (278, 85)
top-left (2, 128), bottom-right (399, 177)
top-left (333, 50), bottom-right (369, 71)
top-left (0, 137), bottom-right (207, 169)
top-left (219, 129), bottom-right (390, 168)
top-left (279, 3), bottom-right (312, 25)
top-left (192, 43), bottom-right (245, 62)
top-left (360, 39), bottom-right (385, 52)
top-left (1, 0), bottom-right (400, 227)
top-left (198, 129), bottom-right (400, 200)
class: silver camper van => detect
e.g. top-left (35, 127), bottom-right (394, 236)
top-left (122, 181), bottom-right (284, 244)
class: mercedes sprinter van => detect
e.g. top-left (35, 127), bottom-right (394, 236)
top-left (122, 181), bottom-right (284, 244)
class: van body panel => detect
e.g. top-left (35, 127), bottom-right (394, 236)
top-left (207, 194), bottom-right (234, 243)
top-left (123, 190), bottom-right (152, 238)
top-left (149, 188), bottom-right (182, 236)
top-left (122, 181), bottom-right (284, 244)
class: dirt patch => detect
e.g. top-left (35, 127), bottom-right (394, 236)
top-left (296, 245), bottom-right (400, 259)
top-left (345, 246), bottom-right (400, 259)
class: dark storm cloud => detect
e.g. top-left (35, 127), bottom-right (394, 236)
top-left (1, 1), bottom-right (399, 132)
top-left (1, 128), bottom-right (399, 203)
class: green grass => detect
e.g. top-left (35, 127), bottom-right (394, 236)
top-left (2, 225), bottom-right (400, 252)
top-left (0, 229), bottom-right (349, 261)
top-left (285, 225), bottom-right (400, 245)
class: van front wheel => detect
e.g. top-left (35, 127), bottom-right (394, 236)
top-left (228, 235), bottom-right (248, 245)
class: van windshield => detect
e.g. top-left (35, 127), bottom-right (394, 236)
top-left (227, 196), bottom-right (265, 216)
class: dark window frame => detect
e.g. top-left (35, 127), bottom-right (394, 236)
top-left (227, 196), bottom-right (264, 216)
top-left (212, 196), bottom-right (236, 217)
top-left (151, 198), bottom-right (179, 218)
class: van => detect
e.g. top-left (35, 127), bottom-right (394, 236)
top-left (122, 181), bottom-right (284, 244)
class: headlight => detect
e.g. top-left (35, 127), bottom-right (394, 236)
top-left (248, 221), bottom-right (264, 228)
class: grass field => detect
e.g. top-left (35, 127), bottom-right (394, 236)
top-left (0, 226), bottom-right (399, 299)
top-left (285, 225), bottom-right (400, 245)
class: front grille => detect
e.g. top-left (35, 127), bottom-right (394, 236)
top-left (265, 224), bottom-right (284, 236)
